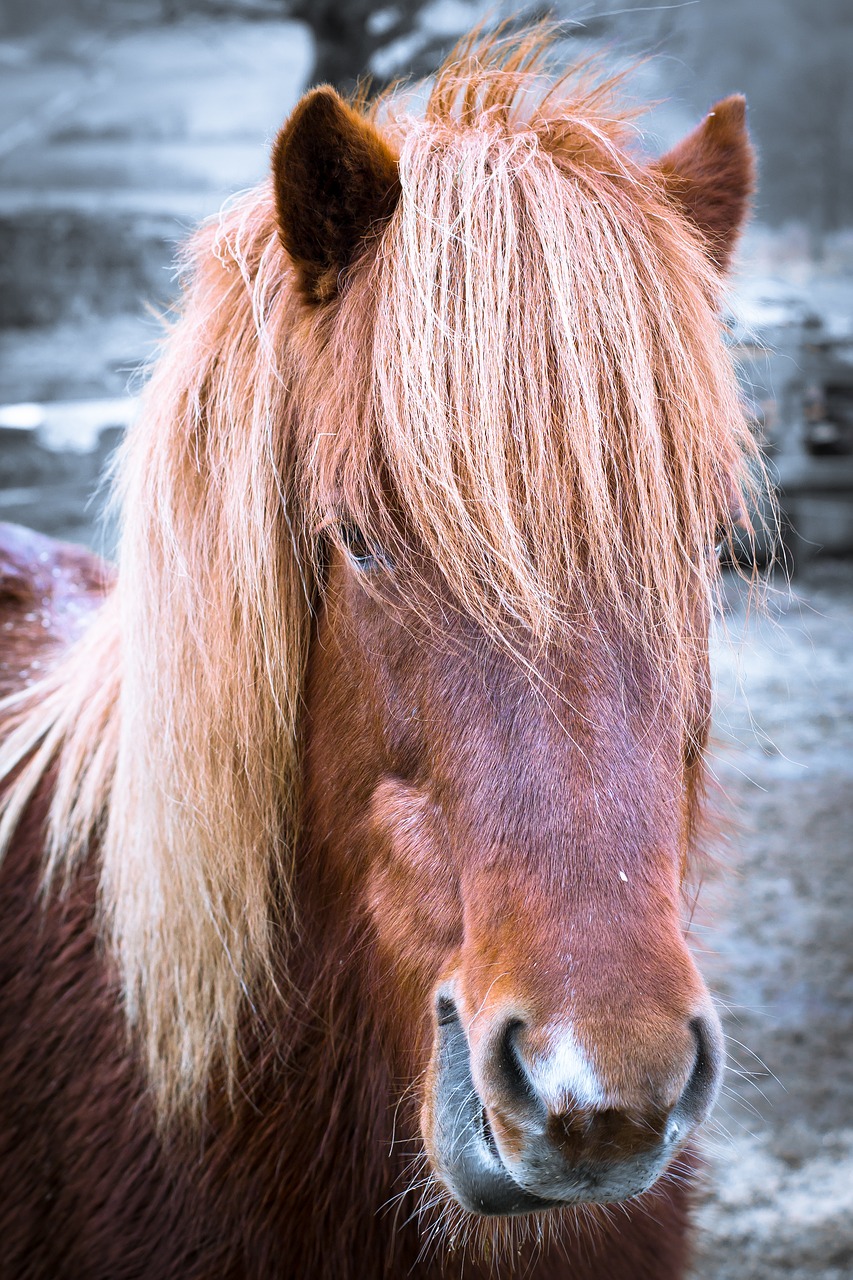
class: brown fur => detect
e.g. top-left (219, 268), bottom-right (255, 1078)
top-left (0, 534), bottom-right (699, 1280)
top-left (0, 524), bottom-right (110, 698)
top-left (273, 86), bottom-right (401, 301)
top-left (655, 95), bottom-right (755, 271)
top-left (0, 28), bottom-right (764, 1278)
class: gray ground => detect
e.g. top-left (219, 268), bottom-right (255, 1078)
top-left (690, 562), bottom-right (853, 1280)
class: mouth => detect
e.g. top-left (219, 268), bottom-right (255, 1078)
top-left (429, 995), bottom-right (658, 1216)
top-left (430, 995), bottom-right (564, 1215)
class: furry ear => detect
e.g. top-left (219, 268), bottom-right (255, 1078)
top-left (272, 87), bottom-right (400, 302)
top-left (654, 96), bottom-right (755, 272)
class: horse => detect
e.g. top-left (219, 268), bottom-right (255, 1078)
top-left (0, 30), bottom-right (761, 1279)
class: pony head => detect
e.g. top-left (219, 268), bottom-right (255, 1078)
top-left (267, 35), bottom-right (757, 1216)
top-left (1, 30), bottom-right (761, 1235)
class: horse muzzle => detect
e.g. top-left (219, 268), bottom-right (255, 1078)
top-left (425, 986), bottom-right (723, 1217)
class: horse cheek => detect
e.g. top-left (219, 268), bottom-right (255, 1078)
top-left (365, 779), bottom-right (463, 1026)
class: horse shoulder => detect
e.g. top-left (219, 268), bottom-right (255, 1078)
top-left (0, 522), bottom-right (113, 699)
top-left (0, 527), bottom-right (211, 1277)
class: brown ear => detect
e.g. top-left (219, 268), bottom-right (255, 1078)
top-left (654, 96), bottom-right (755, 272)
top-left (272, 87), bottom-right (400, 302)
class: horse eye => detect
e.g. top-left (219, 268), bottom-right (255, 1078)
top-left (339, 523), bottom-right (384, 571)
top-left (714, 525), bottom-right (732, 562)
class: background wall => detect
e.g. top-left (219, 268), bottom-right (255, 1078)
top-left (4, 0), bottom-right (853, 233)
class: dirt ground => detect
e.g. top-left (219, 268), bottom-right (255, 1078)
top-left (687, 560), bottom-right (853, 1279)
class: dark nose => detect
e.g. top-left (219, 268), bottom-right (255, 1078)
top-left (478, 1011), bottom-right (723, 1199)
top-left (490, 1009), bottom-right (721, 1117)
top-left (428, 988), bottom-right (724, 1216)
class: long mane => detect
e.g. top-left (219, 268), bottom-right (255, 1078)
top-left (0, 30), bottom-right (762, 1118)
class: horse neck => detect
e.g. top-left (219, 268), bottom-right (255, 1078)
top-left (203, 843), bottom-right (417, 1276)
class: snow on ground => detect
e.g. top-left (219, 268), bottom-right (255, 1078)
top-left (689, 561), bottom-right (853, 1279)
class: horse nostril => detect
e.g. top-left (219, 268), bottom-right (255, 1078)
top-left (480, 1104), bottom-right (501, 1160)
top-left (495, 1019), bottom-right (534, 1102)
top-left (677, 1013), bottom-right (724, 1122)
top-left (429, 997), bottom-right (722, 1214)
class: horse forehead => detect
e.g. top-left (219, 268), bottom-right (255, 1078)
top-left (418, 640), bottom-right (682, 825)
top-left (408, 612), bottom-right (678, 744)
top-left (330, 563), bottom-right (689, 766)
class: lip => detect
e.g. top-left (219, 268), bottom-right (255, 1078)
top-left (431, 998), bottom-right (558, 1214)
top-left (430, 997), bottom-right (629, 1216)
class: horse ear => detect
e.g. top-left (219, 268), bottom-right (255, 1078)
top-left (654, 96), bottom-right (755, 272)
top-left (272, 87), bottom-right (401, 302)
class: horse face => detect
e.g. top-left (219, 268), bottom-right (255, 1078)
top-left (276, 78), bottom-right (754, 1221)
top-left (303, 540), bottom-right (721, 1216)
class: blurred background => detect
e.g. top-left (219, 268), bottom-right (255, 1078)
top-left (0, 3), bottom-right (851, 1278)
top-left (2, 0), bottom-right (853, 556)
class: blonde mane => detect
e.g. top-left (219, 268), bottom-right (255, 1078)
top-left (0, 31), bottom-right (763, 1118)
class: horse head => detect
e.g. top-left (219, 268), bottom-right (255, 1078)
top-left (272, 55), bottom-right (756, 1218)
top-left (0, 36), bottom-right (761, 1255)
